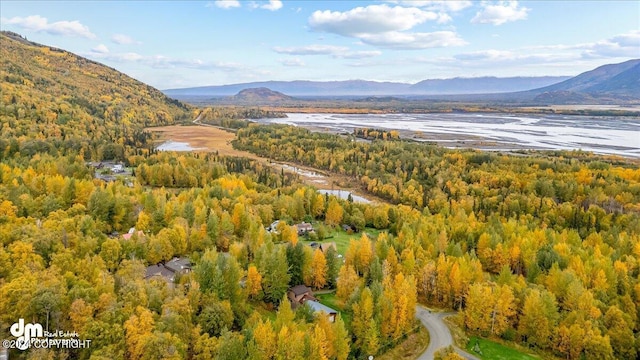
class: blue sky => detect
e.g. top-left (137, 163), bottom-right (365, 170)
top-left (1, 1), bottom-right (638, 89)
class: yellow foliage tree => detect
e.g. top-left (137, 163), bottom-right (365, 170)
top-left (325, 199), bottom-right (343, 227)
top-left (311, 249), bottom-right (327, 290)
top-left (336, 265), bottom-right (360, 304)
top-left (124, 306), bottom-right (155, 360)
top-left (251, 319), bottom-right (276, 360)
top-left (246, 265), bottom-right (263, 299)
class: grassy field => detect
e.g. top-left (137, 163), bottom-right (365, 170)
top-left (316, 292), bottom-right (352, 327)
top-left (308, 227), bottom-right (384, 255)
top-left (466, 337), bottom-right (540, 360)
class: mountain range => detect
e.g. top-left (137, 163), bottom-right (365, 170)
top-left (164, 59), bottom-right (639, 104)
top-left (163, 76), bottom-right (571, 97)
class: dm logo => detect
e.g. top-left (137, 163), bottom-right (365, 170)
top-left (10, 319), bottom-right (43, 350)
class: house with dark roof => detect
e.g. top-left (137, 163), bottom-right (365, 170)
top-left (144, 257), bottom-right (191, 285)
top-left (295, 222), bottom-right (314, 236)
top-left (165, 257), bottom-right (192, 273)
top-left (288, 285), bottom-right (318, 307)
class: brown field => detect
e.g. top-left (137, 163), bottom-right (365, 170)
top-left (147, 124), bottom-right (261, 159)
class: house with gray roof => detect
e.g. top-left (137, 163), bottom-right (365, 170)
top-left (305, 300), bottom-right (338, 323)
top-left (287, 284), bottom-right (338, 322)
top-left (144, 257), bottom-right (191, 285)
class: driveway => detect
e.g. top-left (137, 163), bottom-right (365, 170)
top-left (415, 305), bottom-right (480, 360)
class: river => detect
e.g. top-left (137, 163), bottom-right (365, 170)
top-left (256, 113), bottom-right (640, 158)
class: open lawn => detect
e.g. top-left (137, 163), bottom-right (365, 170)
top-left (307, 227), bottom-right (384, 255)
top-left (316, 292), bottom-right (351, 328)
top-left (466, 337), bottom-right (540, 360)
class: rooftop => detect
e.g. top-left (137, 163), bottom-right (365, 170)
top-left (305, 300), bottom-right (337, 315)
top-left (290, 284), bottom-right (313, 297)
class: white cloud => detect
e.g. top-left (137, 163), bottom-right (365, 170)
top-left (360, 31), bottom-right (467, 49)
top-left (3, 15), bottom-right (95, 39)
top-left (273, 44), bottom-right (349, 55)
top-left (91, 44), bottom-right (109, 54)
top-left (309, 5), bottom-right (439, 36)
top-left (262, 0), bottom-right (283, 11)
top-left (608, 30), bottom-right (640, 48)
top-left (86, 51), bottom-right (249, 73)
top-left (436, 13), bottom-right (453, 24)
top-left (209, 0), bottom-right (240, 9)
top-left (337, 50), bottom-right (382, 59)
top-left (455, 49), bottom-right (526, 62)
top-left (433, 30), bottom-right (640, 75)
top-left (471, 1), bottom-right (529, 25)
top-left (279, 58), bottom-right (305, 67)
top-left (586, 30), bottom-right (640, 58)
top-left (387, 1), bottom-right (472, 12)
top-left (522, 30), bottom-right (640, 59)
top-left (308, 4), bottom-right (465, 50)
top-left (273, 44), bottom-right (382, 59)
top-left (92, 52), bottom-right (144, 62)
top-left (111, 34), bottom-right (141, 45)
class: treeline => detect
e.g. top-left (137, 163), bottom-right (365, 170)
top-left (132, 153), bottom-right (298, 189)
top-left (197, 107), bottom-right (286, 129)
top-left (352, 128), bottom-right (400, 141)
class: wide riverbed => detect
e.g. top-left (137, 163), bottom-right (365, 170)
top-left (257, 113), bottom-right (640, 158)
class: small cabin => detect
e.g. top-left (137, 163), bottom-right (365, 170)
top-left (295, 222), bottom-right (314, 235)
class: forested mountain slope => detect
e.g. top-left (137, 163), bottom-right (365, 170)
top-left (0, 31), bottom-right (191, 160)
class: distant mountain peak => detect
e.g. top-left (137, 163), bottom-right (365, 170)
top-left (232, 87), bottom-right (293, 102)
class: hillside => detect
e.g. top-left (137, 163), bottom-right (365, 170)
top-left (529, 59), bottom-right (640, 103)
top-left (231, 87), bottom-right (293, 102)
top-left (590, 62), bottom-right (640, 94)
top-left (533, 59), bottom-right (640, 94)
top-left (0, 31), bottom-right (191, 159)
